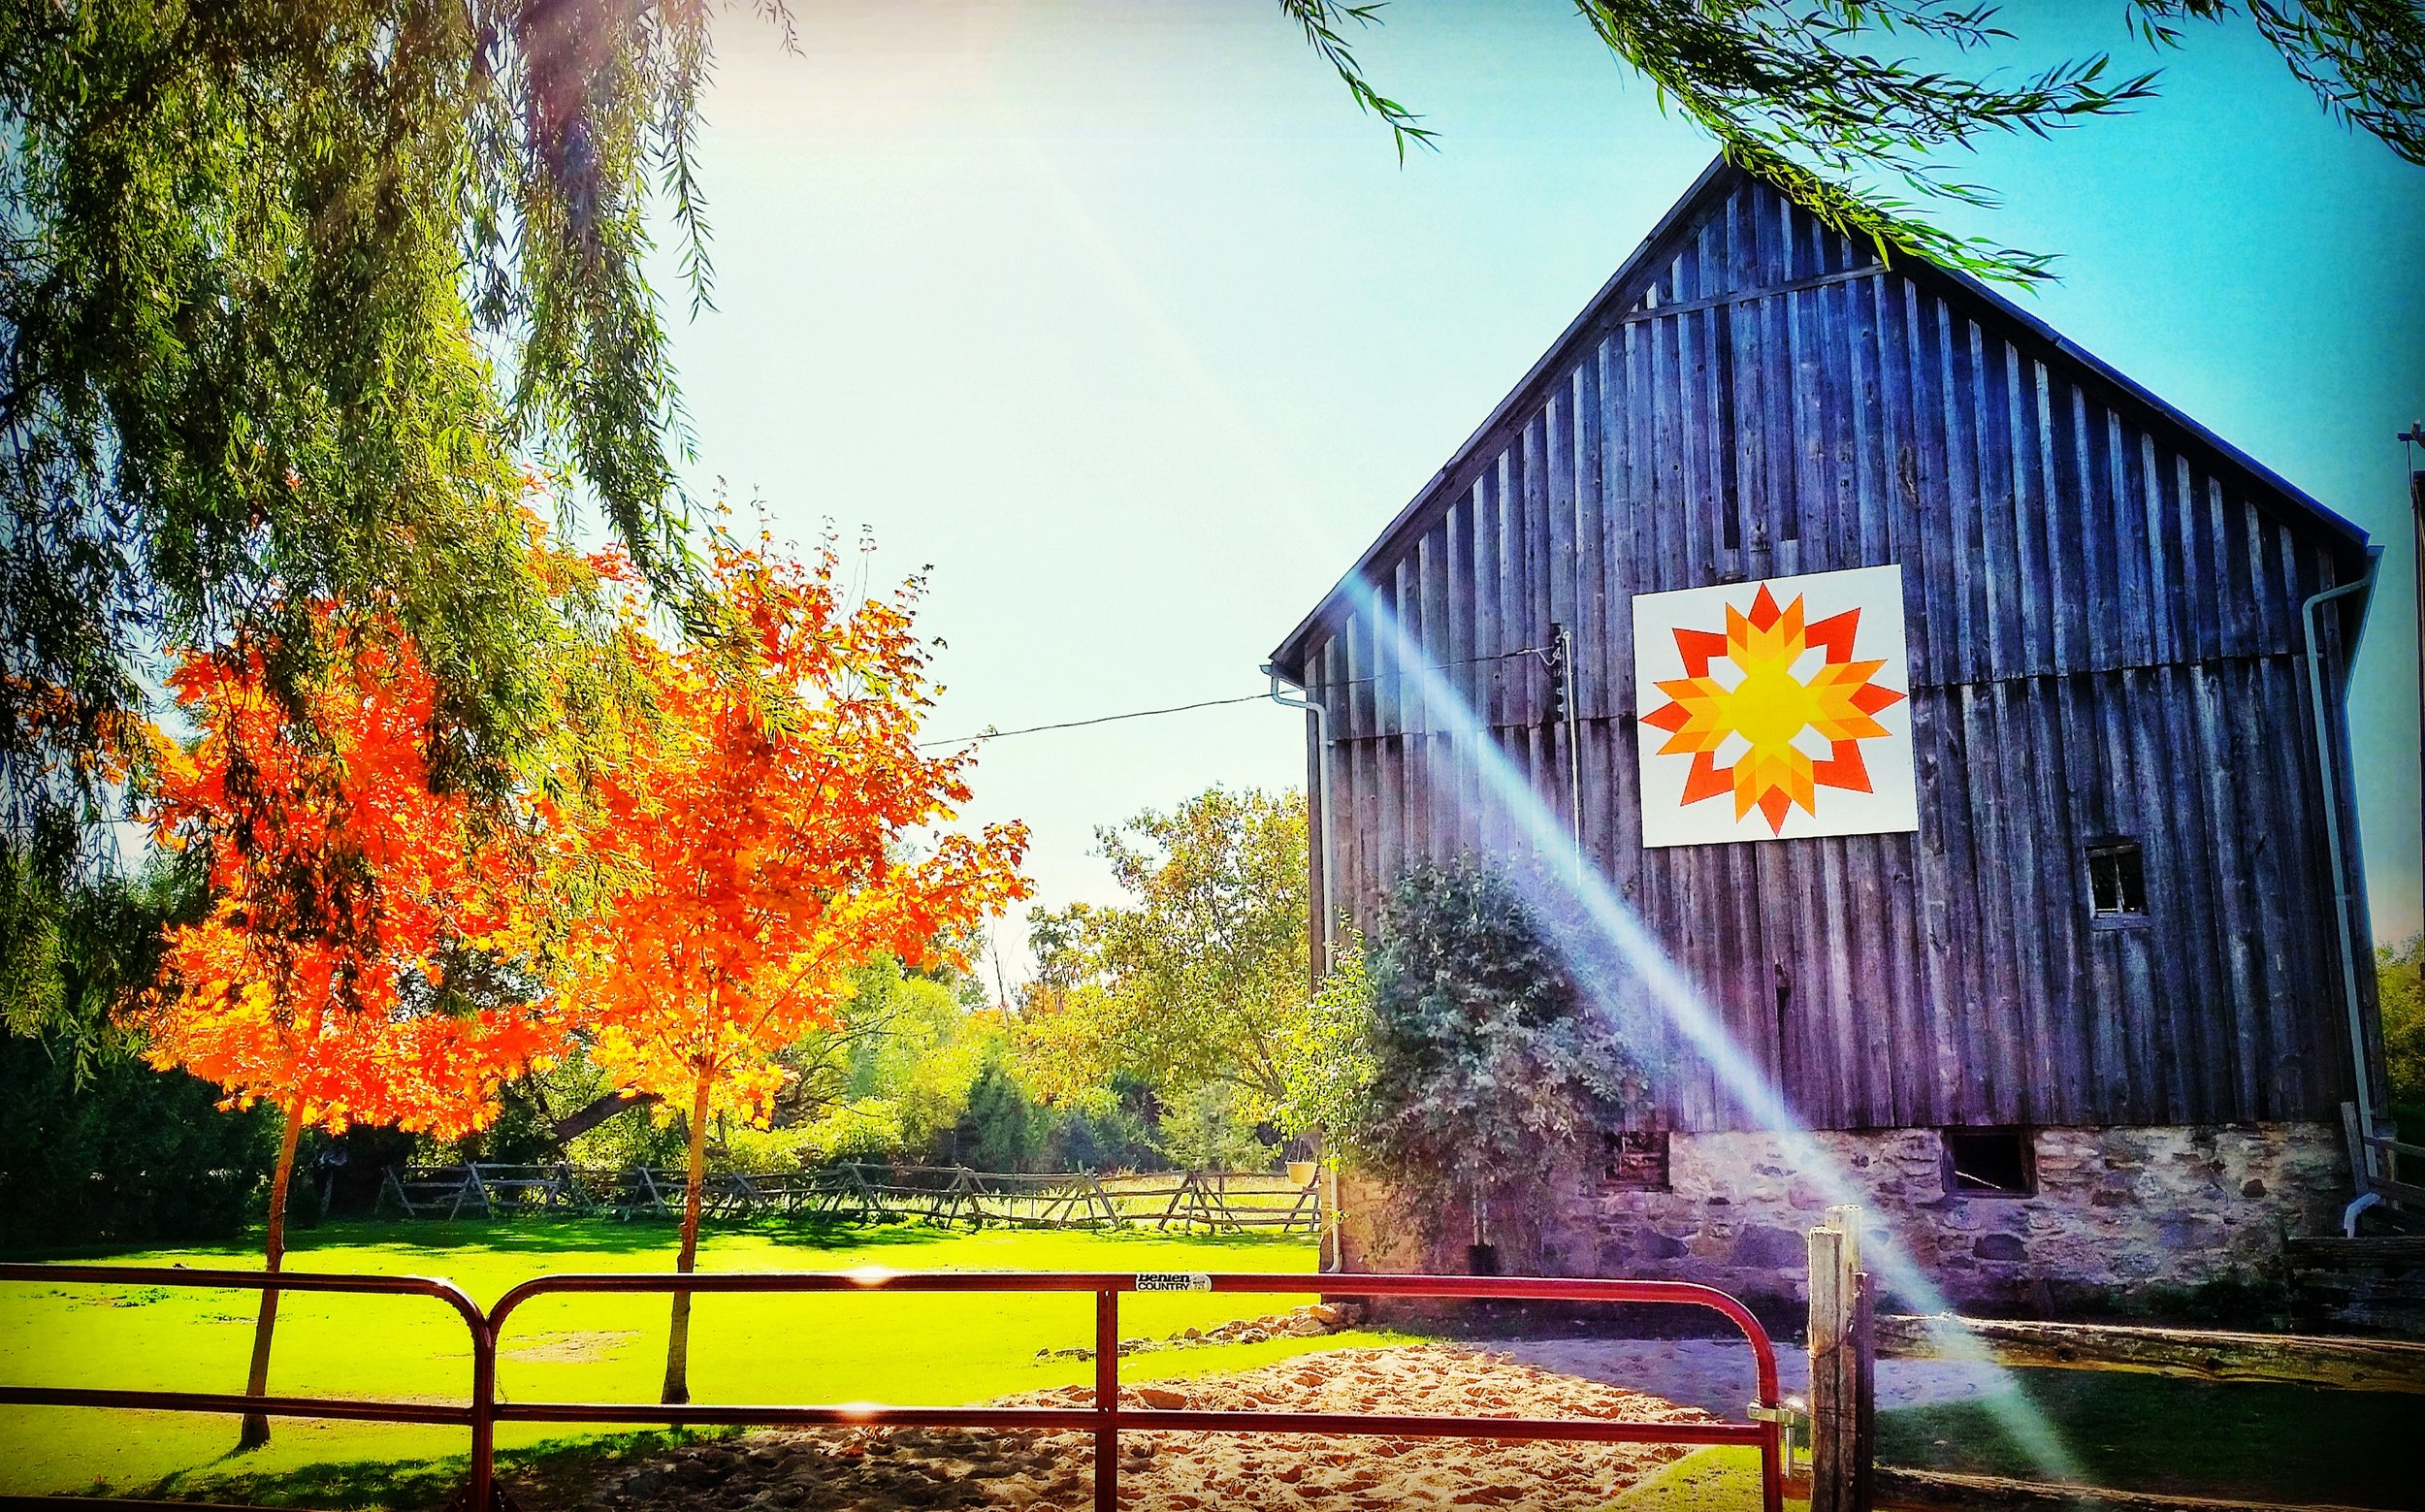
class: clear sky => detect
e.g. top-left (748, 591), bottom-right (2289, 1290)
top-left (646, 0), bottom-right (2425, 979)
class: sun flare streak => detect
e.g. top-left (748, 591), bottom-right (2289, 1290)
top-left (1337, 577), bottom-right (2084, 1483)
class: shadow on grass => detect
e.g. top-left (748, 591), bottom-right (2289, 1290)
top-left (129, 1430), bottom-right (734, 1511)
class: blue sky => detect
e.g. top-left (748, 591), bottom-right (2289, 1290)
top-left (648, 0), bottom-right (2424, 977)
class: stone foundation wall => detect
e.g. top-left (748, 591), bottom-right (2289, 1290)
top-left (1337, 1122), bottom-right (2348, 1315)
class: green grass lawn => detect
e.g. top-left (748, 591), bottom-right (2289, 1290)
top-left (0, 1217), bottom-right (1371, 1498)
top-left (1608, 1446), bottom-right (1807, 1511)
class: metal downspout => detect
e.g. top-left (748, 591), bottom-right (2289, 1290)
top-left (1263, 661), bottom-right (1336, 976)
top-left (2301, 546), bottom-right (2382, 1214)
top-left (1265, 660), bottom-right (1342, 1272)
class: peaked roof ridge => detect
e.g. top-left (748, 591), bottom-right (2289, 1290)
top-left (1270, 155), bottom-right (2367, 674)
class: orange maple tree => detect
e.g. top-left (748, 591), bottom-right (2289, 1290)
top-left (139, 619), bottom-right (559, 1447)
top-left (565, 531), bottom-right (1029, 1403)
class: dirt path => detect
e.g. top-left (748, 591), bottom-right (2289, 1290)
top-left (574, 1345), bottom-right (1714, 1511)
top-left (1498, 1336), bottom-right (2010, 1415)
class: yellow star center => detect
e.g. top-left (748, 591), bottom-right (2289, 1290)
top-left (1718, 652), bottom-right (1820, 757)
top-left (1639, 586), bottom-right (1906, 834)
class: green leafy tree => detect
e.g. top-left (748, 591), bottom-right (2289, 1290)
top-left (537, 955), bottom-right (1000, 1174)
top-left (559, 1058), bottom-right (692, 1175)
top-left (0, 0), bottom-right (746, 975)
top-left (1356, 856), bottom-right (1655, 1242)
top-left (1295, 0), bottom-right (2423, 281)
top-left (798, 959), bottom-right (1003, 1162)
top-left (1, 850), bottom-right (202, 1069)
top-left (1154, 1081), bottom-right (1278, 1174)
top-left (1273, 946), bottom-right (1379, 1155)
top-left (0, 850), bottom-right (289, 1249)
top-left (537, 953), bottom-right (1159, 1176)
top-left (0, 1035), bottom-right (280, 1249)
top-left (958, 1061), bottom-right (1047, 1173)
top-left (2380, 933), bottom-right (2423, 1133)
top-left (1018, 788), bottom-right (1310, 1120)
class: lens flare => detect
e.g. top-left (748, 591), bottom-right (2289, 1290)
top-left (1335, 576), bottom-right (2083, 1483)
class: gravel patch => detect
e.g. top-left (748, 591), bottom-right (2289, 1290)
top-left (1497, 1337), bottom-right (2010, 1415)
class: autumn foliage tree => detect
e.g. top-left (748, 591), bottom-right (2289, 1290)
top-left (565, 532), bottom-right (1028, 1405)
top-left (139, 621), bottom-right (558, 1448)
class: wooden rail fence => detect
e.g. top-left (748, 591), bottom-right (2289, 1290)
top-left (376, 1162), bottom-right (1321, 1233)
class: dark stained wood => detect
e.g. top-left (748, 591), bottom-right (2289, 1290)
top-left (1274, 164), bottom-right (2376, 1134)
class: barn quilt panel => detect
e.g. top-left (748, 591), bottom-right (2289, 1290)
top-left (1633, 564), bottom-right (1918, 848)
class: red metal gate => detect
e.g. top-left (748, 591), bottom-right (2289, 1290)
top-left (0, 1263), bottom-right (499, 1507)
top-left (2, 1265), bottom-right (1786, 1512)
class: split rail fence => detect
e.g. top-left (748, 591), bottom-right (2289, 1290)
top-left (378, 1162), bottom-right (1320, 1234)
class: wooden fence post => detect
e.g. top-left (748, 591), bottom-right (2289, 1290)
top-left (379, 1166), bottom-right (416, 1218)
top-left (1809, 1204), bottom-right (1875, 1512)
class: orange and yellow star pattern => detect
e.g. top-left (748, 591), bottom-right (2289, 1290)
top-left (1640, 583), bottom-right (1907, 835)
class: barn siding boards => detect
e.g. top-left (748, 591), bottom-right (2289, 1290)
top-left (1576, 359), bottom-right (1609, 720)
top-left (1444, 494), bottom-right (1479, 857)
top-left (1271, 161), bottom-right (2375, 1138)
top-left (1472, 473), bottom-right (1504, 743)
top-left (1419, 522), bottom-right (1450, 862)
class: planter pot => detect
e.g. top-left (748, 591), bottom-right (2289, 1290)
top-left (1467, 1241), bottom-right (1500, 1276)
top-left (1287, 1161), bottom-right (1320, 1189)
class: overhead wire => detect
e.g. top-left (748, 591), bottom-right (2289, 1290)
top-left (917, 694), bottom-right (1270, 749)
top-left (916, 644), bottom-right (1560, 749)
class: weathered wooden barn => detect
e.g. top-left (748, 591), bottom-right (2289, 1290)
top-left (1265, 159), bottom-right (2386, 1309)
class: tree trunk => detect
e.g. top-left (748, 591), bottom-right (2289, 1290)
top-left (1310, 1130), bottom-right (1342, 1273)
top-left (661, 1071), bottom-right (713, 1405)
top-left (238, 1106), bottom-right (306, 1450)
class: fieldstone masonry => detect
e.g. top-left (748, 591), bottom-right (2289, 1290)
top-left (1339, 1122), bottom-right (2348, 1314)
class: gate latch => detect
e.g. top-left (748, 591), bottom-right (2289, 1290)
top-left (1747, 1396), bottom-right (1809, 1473)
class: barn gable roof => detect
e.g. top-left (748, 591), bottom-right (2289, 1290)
top-left (1268, 157), bottom-right (2369, 679)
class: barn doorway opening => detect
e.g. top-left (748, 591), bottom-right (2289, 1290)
top-left (1944, 1128), bottom-right (2037, 1197)
top-left (1603, 1129), bottom-right (1672, 1192)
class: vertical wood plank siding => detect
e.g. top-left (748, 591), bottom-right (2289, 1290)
top-left (1282, 171), bottom-right (2371, 1134)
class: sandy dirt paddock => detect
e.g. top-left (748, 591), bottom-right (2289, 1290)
top-left (582, 1344), bottom-right (1719, 1510)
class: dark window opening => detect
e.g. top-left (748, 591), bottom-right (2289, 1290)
top-left (2086, 839), bottom-right (2147, 918)
top-left (1603, 1129), bottom-right (1672, 1192)
top-left (1943, 1128), bottom-right (2035, 1198)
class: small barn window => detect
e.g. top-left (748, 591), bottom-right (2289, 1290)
top-left (1602, 1129), bottom-right (1671, 1192)
top-left (1943, 1129), bottom-right (2035, 1198)
top-left (2086, 839), bottom-right (2148, 919)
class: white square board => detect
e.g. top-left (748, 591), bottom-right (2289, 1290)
top-left (1632, 563), bottom-right (1919, 849)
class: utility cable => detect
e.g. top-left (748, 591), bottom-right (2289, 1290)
top-left (919, 694), bottom-right (1271, 749)
top-left (917, 644), bottom-right (1560, 750)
